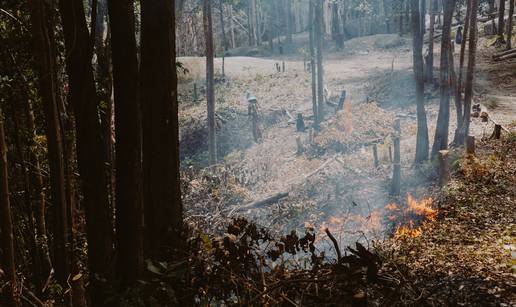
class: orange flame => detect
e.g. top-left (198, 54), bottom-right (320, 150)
top-left (389, 194), bottom-right (436, 239)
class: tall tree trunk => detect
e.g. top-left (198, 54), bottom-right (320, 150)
top-left (497, 0), bottom-right (506, 42)
top-left (309, 1), bottom-right (318, 127)
top-left (315, 0), bottom-right (325, 124)
top-left (59, 0), bottom-right (115, 302)
top-left (0, 112), bottom-right (19, 307)
top-left (411, 0), bottom-right (430, 162)
top-left (24, 95), bottom-right (52, 294)
top-left (229, 4), bottom-right (236, 48)
top-left (456, 0), bottom-right (479, 144)
top-left (453, 0), bottom-right (471, 144)
top-left (431, 0), bottom-right (455, 158)
top-left (219, 0), bottom-right (228, 51)
top-left (27, 0), bottom-right (70, 288)
top-left (204, 0), bottom-right (217, 165)
top-left (507, 0), bottom-right (515, 49)
top-left (107, 0), bottom-right (144, 285)
top-left (286, 0), bottom-right (293, 43)
top-left (427, 0), bottom-right (436, 81)
top-left (421, 0), bottom-right (427, 36)
top-left (94, 0), bottom-right (115, 207)
top-left (141, 0), bottom-right (183, 259)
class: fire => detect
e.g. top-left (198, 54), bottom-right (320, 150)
top-left (386, 194), bottom-right (436, 239)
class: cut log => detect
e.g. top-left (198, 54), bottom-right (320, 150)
top-left (326, 100), bottom-right (338, 108)
top-left (493, 48), bottom-right (516, 58)
top-left (438, 150), bottom-right (450, 187)
top-left (491, 124), bottom-right (502, 139)
top-left (372, 144), bottom-right (379, 168)
top-left (296, 136), bottom-right (304, 155)
top-left (494, 52), bottom-right (516, 61)
top-left (390, 136), bottom-right (401, 197)
top-left (239, 192), bottom-right (289, 211)
top-left (296, 113), bottom-right (306, 132)
top-left (466, 135), bottom-right (475, 155)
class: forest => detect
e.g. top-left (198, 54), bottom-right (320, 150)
top-left (0, 0), bottom-right (515, 306)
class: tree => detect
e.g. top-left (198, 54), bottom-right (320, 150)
top-left (497, 0), bottom-right (506, 43)
top-left (507, 0), bottom-right (515, 50)
top-left (0, 111), bottom-right (19, 307)
top-left (108, 0), bottom-right (145, 285)
top-left (456, 0), bottom-right (479, 144)
top-left (431, 0), bottom-right (455, 158)
top-left (315, 0), bottom-right (325, 124)
top-left (411, 0), bottom-right (430, 162)
top-left (454, 0), bottom-right (471, 136)
top-left (204, 0), bottom-right (217, 165)
top-left (426, 0), bottom-right (436, 82)
top-left (27, 0), bottom-right (70, 288)
top-left (286, 0), bottom-right (293, 43)
top-left (141, 0), bottom-right (183, 258)
top-left (58, 0), bottom-right (115, 301)
top-left (309, 1), bottom-right (318, 127)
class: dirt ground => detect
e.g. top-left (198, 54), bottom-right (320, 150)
top-left (178, 32), bottom-right (516, 253)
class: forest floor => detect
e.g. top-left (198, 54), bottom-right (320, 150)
top-left (177, 32), bottom-right (515, 305)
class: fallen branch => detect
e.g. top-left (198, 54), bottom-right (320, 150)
top-left (325, 228), bottom-right (342, 260)
top-left (232, 192), bottom-right (289, 213)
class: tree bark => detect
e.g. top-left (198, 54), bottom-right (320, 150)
top-left (309, 2), bottom-right (318, 127)
top-left (204, 0), bottom-right (218, 165)
top-left (498, 0), bottom-right (506, 41)
top-left (141, 0), bottom-right (183, 259)
top-left (108, 0), bottom-right (145, 285)
top-left (219, 0), bottom-right (228, 51)
top-left (426, 0), bottom-right (436, 81)
top-left (59, 0), bottom-right (115, 301)
top-left (431, 0), bottom-right (455, 158)
top-left (0, 112), bottom-right (19, 307)
top-left (454, 0), bottom-right (471, 142)
top-left (457, 0), bottom-right (479, 145)
top-left (315, 0), bottom-right (325, 124)
top-left (27, 0), bottom-right (70, 288)
top-left (286, 0), bottom-right (293, 43)
top-left (507, 0), bottom-right (515, 49)
top-left (411, 0), bottom-right (430, 162)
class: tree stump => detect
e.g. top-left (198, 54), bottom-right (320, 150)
top-left (337, 90), bottom-right (347, 111)
top-left (373, 144), bottom-right (379, 168)
top-left (193, 82), bottom-right (198, 101)
top-left (296, 136), bottom-right (304, 155)
top-left (491, 124), bottom-right (502, 139)
top-left (282, 61), bottom-right (285, 72)
top-left (390, 136), bottom-right (401, 197)
top-left (466, 135), bottom-right (475, 155)
top-left (438, 150), bottom-right (450, 187)
top-left (296, 113), bottom-right (306, 132)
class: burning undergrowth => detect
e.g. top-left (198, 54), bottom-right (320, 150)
top-left (138, 218), bottom-right (428, 306)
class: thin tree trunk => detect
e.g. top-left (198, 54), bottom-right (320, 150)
top-left (421, 0), bottom-right (427, 36)
top-left (427, 0), bottom-right (436, 82)
top-left (309, 2), bottom-right (318, 127)
top-left (507, 0), bottom-right (515, 49)
top-left (0, 113), bottom-right (19, 307)
top-left (457, 0), bottom-right (479, 144)
top-left (59, 0), bottom-right (115, 301)
top-left (141, 0), bottom-right (183, 259)
top-left (455, 0), bottom-right (471, 136)
top-left (107, 0), bottom-right (144, 285)
top-left (411, 0), bottom-right (430, 162)
top-left (219, 0), bottom-right (228, 51)
top-left (315, 0), bottom-right (325, 124)
top-left (229, 4), bottom-right (236, 48)
top-left (204, 0), bottom-right (217, 165)
top-left (286, 0), bottom-right (293, 43)
top-left (27, 0), bottom-right (70, 288)
top-left (498, 0), bottom-right (506, 41)
top-left (24, 95), bottom-right (52, 294)
top-left (431, 0), bottom-right (455, 158)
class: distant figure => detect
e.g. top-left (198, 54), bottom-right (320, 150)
top-left (455, 26), bottom-right (463, 45)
